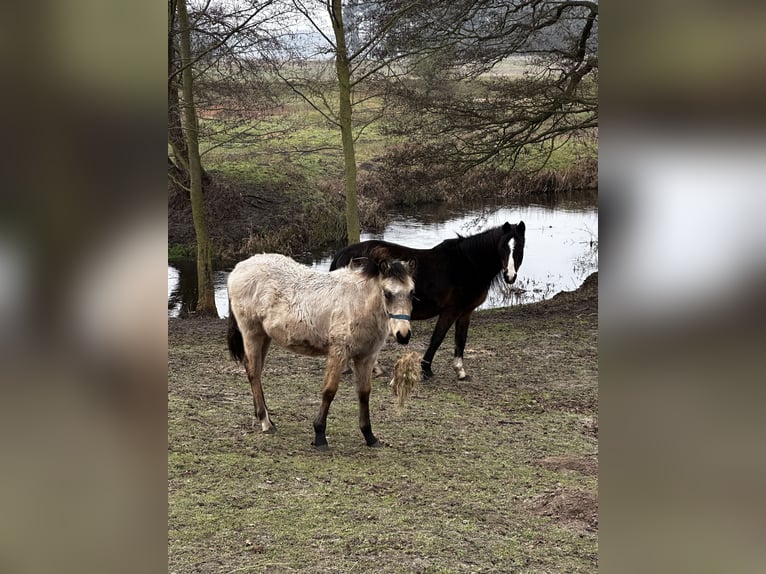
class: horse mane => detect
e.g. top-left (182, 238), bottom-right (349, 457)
top-left (450, 224), bottom-right (516, 284)
top-left (349, 249), bottom-right (412, 282)
top-left (454, 224), bottom-right (507, 251)
top-left (454, 225), bottom-right (508, 261)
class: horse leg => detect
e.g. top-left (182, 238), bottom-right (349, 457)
top-left (421, 311), bottom-right (459, 379)
top-left (244, 333), bottom-right (275, 433)
top-left (353, 355), bottom-right (381, 447)
top-left (372, 348), bottom-right (385, 377)
top-left (453, 311), bottom-right (474, 381)
top-left (345, 349), bottom-right (383, 377)
top-left (312, 350), bottom-right (344, 450)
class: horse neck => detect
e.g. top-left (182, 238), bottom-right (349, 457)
top-left (365, 277), bottom-right (388, 319)
top-left (354, 275), bottom-right (388, 322)
top-left (458, 228), bottom-right (505, 278)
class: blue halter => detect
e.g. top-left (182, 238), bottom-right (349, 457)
top-left (388, 313), bottom-right (411, 320)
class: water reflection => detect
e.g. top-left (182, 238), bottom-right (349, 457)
top-left (168, 196), bottom-right (598, 317)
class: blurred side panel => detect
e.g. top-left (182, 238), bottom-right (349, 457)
top-left (601, 1), bottom-right (766, 572)
top-left (0, 1), bottom-right (167, 573)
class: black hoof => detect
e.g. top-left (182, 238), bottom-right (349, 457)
top-left (263, 425), bottom-right (277, 434)
top-left (368, 440), bottom-right (383, 448)
top-left (458, 375), bottom-right (472, 382)
top-left (422, 369), bottom-right (434, 380)
top-left (312, 441), bottom-right (329, 451)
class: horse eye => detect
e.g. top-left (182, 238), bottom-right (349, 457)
top-left (409, 290), bottom-right (415, 299)
top-left (384, 290), bottom-right (392, 300)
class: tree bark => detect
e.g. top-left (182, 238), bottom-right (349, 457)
top-left (330, 0), bottom-right (361, 244)
top-left (177, 0), bottom-right (217, 317)
top-left (168, 0), bottom-right (189, 182)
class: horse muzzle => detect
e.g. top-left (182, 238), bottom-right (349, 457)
top-left (503, 269), bottom-right (517, 284)
top-left (389, 313), bottom-right (412, 345)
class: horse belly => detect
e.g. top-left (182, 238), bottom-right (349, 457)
top-left (262, 315), bottom-right (330, 357)
top-left (284, 342), bottom-right (328, 357)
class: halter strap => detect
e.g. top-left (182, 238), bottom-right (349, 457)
top-left (388, 313), bottom-right (411, 320)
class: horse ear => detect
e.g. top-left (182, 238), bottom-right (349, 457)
top-left (502, 222), bottom-right (512, 233)
top-left (517, 220), bottom-right (525, 234)
top-left (378, 259), bottom-right (390, 275)
top-left (406, 258), bottom-right (417, 275)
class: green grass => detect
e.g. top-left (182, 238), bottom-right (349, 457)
top-left (169, 288), bottom-right (598, 573)
top-left (198, 92), bottom-right (395, 194)
top-left (168, 244), bottom-right (196, 261)
top-left (196, 80), bottom-right (596, 197)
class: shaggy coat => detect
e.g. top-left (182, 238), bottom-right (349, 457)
top-left (227, 253), bottom-right (414, 450)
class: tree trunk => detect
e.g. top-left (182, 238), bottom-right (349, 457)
top-left (168, 0), bottom-right (189, 183)
top-left (177, 0), bottom-right (217, 317)
top-left (330, 0), bottom-right (361, 244)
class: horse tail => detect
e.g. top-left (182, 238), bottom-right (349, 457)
top-left (227, 301), bottom-right (245, 363)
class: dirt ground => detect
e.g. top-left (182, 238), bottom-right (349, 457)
top-left (168, 273), bottom-right (598, 573)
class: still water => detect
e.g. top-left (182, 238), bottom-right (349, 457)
top-left (168, 196), bottom-right (598, 318)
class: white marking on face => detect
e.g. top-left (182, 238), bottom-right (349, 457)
top-left (503, 238), bottom-right (517, 284)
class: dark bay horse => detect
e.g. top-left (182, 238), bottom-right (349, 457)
top-left (228, 252), bottom-right (415, 450)
top-left (330, 221), bottom-right (525, 380)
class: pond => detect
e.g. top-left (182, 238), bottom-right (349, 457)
top-left (168, 194), bottom-right (598, 318)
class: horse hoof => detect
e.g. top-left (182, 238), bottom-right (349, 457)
top-left (312, 442), bottom-right (329, 452)
top-left (368, 440), bottom-right (383, 448)
top-left (458, 374), bottom-right (472, 382)
top-left (262, 425), bottom-right (276, 434)
top-left (422, 369), bottom-right (434, 380)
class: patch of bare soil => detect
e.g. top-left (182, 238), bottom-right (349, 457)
top-left (534, 454), bottom-right (598, 476)
top-left (168, 313), bottom-right (229, 346)
top-left (514, 271), bottom-right (598, 319)
top-left (527, 488), bottom-right (598, 533)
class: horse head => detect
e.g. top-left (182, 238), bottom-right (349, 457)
top-left (375, 251), bottom-right (416, 345)
top-left (500, 221), bottom-right (526, 284)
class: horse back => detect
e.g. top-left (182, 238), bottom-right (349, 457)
top-left (331, 238), bottom-right (494, 320)
top-left (331, 240), bottom-right (408, 270)
top-left (229, 253), bottom-right (385, 357)
top-left (331, 240), bottom-right (460, 320)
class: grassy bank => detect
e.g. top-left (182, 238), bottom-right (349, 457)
top-left (168, 274), bottom-right (598, 573)
top-left (169, 83), bottom-right (597, 261)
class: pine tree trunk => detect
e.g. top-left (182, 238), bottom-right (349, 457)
top-left (331, 0), bottom-right (361, 244)
top-left (177, 0), bottom-right (217, 317)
